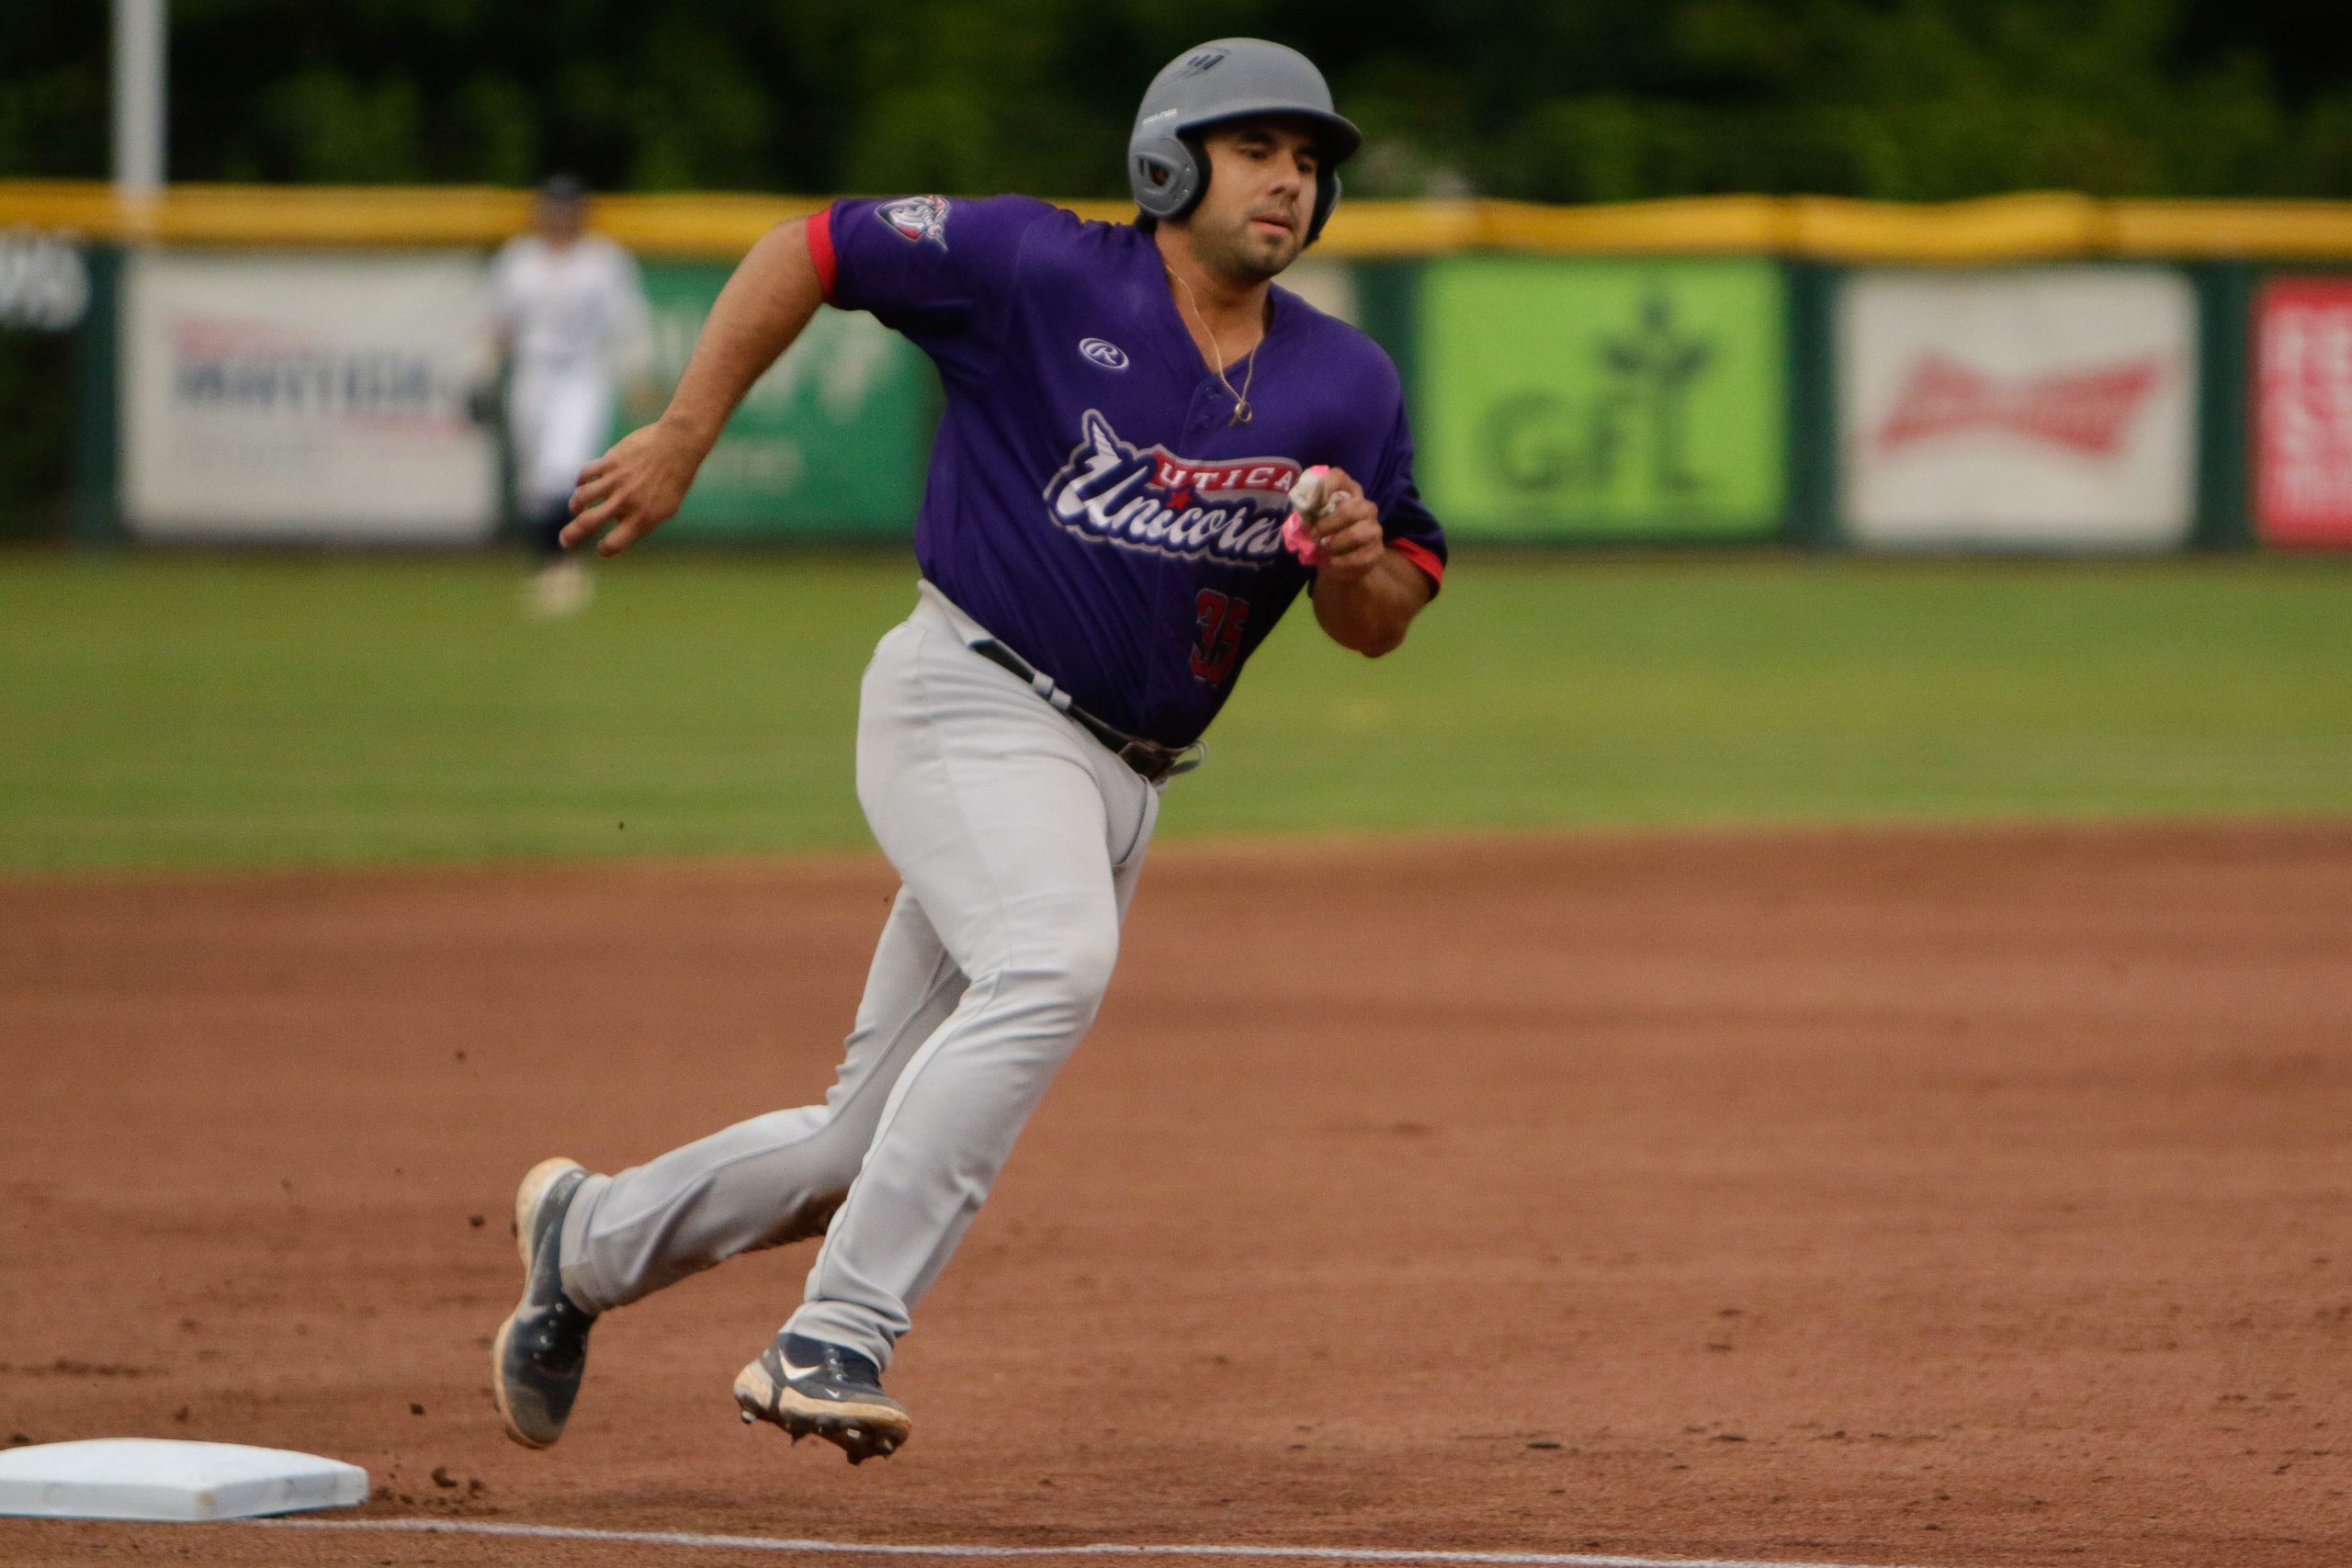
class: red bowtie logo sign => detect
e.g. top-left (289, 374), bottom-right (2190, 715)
top-left (1877, 355), bottom-right (2165, 457)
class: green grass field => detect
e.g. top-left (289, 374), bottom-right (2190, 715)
top-left (5, 548), bottom-right (2348, 873)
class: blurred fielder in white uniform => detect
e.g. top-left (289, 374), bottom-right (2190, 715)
top-left (488, 175), bottom-right (654, 615)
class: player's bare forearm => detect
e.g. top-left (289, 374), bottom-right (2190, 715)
top-left (657, 219), bottom-right (823, 451)
top-left (563, 218), bottom-right (825, 555)
top-left (1312, 549), bottom-right (1431, 656)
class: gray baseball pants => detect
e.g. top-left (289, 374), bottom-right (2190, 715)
top-left (557, 582), bottom-right (1159, 1370)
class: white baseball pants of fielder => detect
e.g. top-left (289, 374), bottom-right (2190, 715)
top-left (507, 367), bottom-right (617, 514)
top-left (556, 582), bottom-right (1160, 1370)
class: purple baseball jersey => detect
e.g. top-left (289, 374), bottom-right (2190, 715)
top-left (811, 193), bottom-right (1446, 747)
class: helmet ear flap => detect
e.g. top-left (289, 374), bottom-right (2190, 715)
top-left (1130, 134), bottom-right (1207, 223)
top-left (1306, 166), bottom-right (1341, 245)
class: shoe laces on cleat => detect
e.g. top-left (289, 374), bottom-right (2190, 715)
top-left (520, 1293), bottom-right (594, 1375)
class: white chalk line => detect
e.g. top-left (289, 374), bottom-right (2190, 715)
top-left (257, 1517), bottom-right (1939, 1568)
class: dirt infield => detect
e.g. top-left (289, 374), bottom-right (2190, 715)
top-left (3, 823), bottom-right (2347, 1568)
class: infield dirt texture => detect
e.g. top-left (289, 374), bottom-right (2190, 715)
top-left (3, 553), bottom-right (2348, 1567)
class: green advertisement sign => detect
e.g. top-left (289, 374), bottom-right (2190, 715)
top-left (634, 260), bottom-right (931, 540)
top-left (1416, 257), bottom-right (1788, 539)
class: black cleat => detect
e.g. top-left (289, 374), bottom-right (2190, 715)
top-left (733, 1332), bottom-right (911, 1464)
top-left (491, 1157), bottom-right (596, 1449)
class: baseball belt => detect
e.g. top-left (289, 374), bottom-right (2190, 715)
top-left (967, 638), bottom-right (1204, 784)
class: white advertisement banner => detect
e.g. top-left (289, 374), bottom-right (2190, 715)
top-left (1838, 267), bottom-right (2196, 548)
top-left (122, 250), bottom-right (498, 542)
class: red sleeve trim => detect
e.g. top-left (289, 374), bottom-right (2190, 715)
top-left (806, 206), bottom-right (838, 304)
top-left (1390, 536), bottom-right (1445, 590)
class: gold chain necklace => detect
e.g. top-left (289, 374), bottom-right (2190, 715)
top-left (1169, 265), bottom-right (1261, 425)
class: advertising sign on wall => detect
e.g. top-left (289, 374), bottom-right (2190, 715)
top-left (2254, 276), bottom-right (2352, 547)
top-left (1838, 267), bottom-right (2196, 548)
top-left (636, 261), bottom-right (931, 541)
top-left (1414, 257), bottom-right (1787, 540)
top-left (120, 251), bottom-right (498, 542)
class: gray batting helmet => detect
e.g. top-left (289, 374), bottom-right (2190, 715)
top-left (1128, 39), bottom-right (1361, 244)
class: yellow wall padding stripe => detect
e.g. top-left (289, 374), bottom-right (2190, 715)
top-left (1781, 192), bottom-right (2109, 262)
top-left (8, 180), bottom-right (2352, 263)
top-left (2108, 200), bottom-right (2352, 258)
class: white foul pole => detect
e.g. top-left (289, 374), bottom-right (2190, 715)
top-left (113, 0), bottom-right (167, 227)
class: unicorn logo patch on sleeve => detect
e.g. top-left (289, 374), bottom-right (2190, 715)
top-left (876, 195), bottom-right (951, 250)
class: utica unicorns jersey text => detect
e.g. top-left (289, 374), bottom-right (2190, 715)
top-left (812, 194), bottom-right (1445, 746)
top-left (1046, 412), bottom-right (1301, 563)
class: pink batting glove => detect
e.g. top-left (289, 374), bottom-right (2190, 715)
top-left (1283, 465), bottom-right (1333, 567)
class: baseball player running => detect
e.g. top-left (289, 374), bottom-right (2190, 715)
top-left (492, 39), bottom-right (1446, 1463)
top-left (484, 175), bottom-right (654, 616)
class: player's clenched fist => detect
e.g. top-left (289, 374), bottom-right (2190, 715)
top-left (561, 421), bottom-right (707, 557)
top-left (1302, 465), bottom-right (1385, 586)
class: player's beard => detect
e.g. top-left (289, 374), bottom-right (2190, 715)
top-left (1207, 209), bottom-right (1302, 284)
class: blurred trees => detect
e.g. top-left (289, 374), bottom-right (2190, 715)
top-left (2, 0), bottom-right (2346, 199)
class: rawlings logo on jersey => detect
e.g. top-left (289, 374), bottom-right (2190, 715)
top-left (1045, 410), bottom-right (1300, 563)
top-left (876, 195), bottom-right (950, 250)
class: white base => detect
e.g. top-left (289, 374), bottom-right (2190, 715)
top-left (0, 1439), bottom-right (369, 1521)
